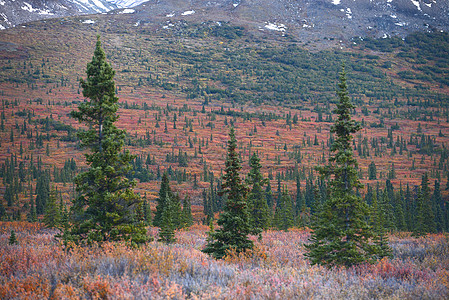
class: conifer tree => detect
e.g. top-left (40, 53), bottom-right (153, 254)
top-left (305, 65), bottom-right (379, 268)
top-left (273, 188), bottom-right (294, 231)
top-left (153, 172), bottom-right (173, 227)
top-left (181, 196), bottom-right (194, 228)
top-left (414, 173), bottom-right (436, 236)
top-left (158, 191), bottom-right (177, 244)
top-left (9, 230), bottom-right (18, 245)
top-left (246, 153), bottom-right (271, 231)
top-left (202, 127), bottom-right (260, 259)
top-left (67, 36), bottom-right (149, 245)
top-left (432, 180), bottom-right (445, 232)
top-left (371, 190), bottom-right (393, 258)
top-left (43, 188), bottom-right (60, 229)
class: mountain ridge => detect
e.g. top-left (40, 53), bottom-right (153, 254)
top-left (1, 0), bottom-right (448, 43)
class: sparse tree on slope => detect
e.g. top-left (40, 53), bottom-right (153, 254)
top-left (246, 152), bottom-right (271, 231)
top-left (202, 127), bottom-right (260, 259)
top-left (68, 36), bottom-right (149, 245)
top-left (305, 65), bottom-right (382, 268)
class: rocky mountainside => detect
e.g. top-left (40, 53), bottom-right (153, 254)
top-left (1, 0), bottom-right (449, 42)
top-left (0, 0), bottom-right (117, 29)
top-left (115, 0), bottom-right (449, 41)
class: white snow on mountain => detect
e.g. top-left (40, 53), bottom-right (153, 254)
top-left (181, 10), bottom-right (195, 16)
top-left (106, 0), bottom-right (148, 8)
top-left (118, 8), bottom-right (135, 14)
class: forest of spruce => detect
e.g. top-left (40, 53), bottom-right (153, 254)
top-left (0, 14), bottom-right (448, 299)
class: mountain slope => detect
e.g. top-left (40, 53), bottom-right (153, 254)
top-left (0, 0), bottom-right (117, 29)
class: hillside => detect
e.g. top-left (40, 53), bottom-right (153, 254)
top-left (0, 10), bottom-right (447, 226)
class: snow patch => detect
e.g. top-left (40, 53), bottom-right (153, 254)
top-left (424, 2), bottom-right (432, 8)
top-left (21, 2), bottom-right (54, 15)
top-left (346, 8), bottom-right (352, 19)
top-left (265, 22), bottom-right (286, 32)
top-left (166, 13), bottom-right (175, 17)
top-left (119, 8), bottom-right (135, 14)
top-left (0, 24), bottom-right (5, 30)
top-left (395, 22), bottom-right (407, 26)
top-left (82, 19), bottom-right (95, 24)
top-left (410, 0), bottom-right (422, 11)
top-left (0, 1), bottom-right (5, 6)
top-left (390, 14), bottom-right (397, 19)
top-left (181, 10), bottom-right (195, 16)
top-left (332, 0), bottom-right (341, 5)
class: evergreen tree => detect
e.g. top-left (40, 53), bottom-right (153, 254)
top-left (273, 188), bottom-right (294, 231)
top-left (43, 188), bottom-right (60, 229)
top-left (432, 180), bottom-right (445, 232)
top-left (368, 161), bottom-right (377, 180)
top-left (67, 36), bottom-right (149, 245)
top-left (28, 196), bottom-right (37, 223)
top-left (158, 191), bottom-right (177, 244)
top-left (265, 180), bottom-right (273, 208)
top-left (153, 172), bottom-right (173, 227)
top-left (202, 127), bottom-right (260, 259)
top-left (370, 190), bottom-right (392, 258)
top-left (181, 196), bottom-right (194, 228)
top-left (246, 153), bottom-right (271, 231)
top-left (305, 65), bottom-right (379, 268)
top-left (9, 230), bottom-right (18, 245)
top-left (413, 173), bottom-right (436, 236)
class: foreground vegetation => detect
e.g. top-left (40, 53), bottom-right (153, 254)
top-left (0, 222), bottom-right (448, 299)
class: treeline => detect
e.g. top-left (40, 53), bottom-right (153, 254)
top-left (200, 154), bottom-right (449, 234)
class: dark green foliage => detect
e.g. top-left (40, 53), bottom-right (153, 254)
top-left (368, 162), bottom-right (377, 180)
top-left (9, 230), bottom-right (17, 245)
top-left (273, 188), bottom-right (294, 231)
top-left (153, 172), bottom-right (174, 227)
top-left (67, 36), bottom-right (149, 245)
top-left (306, 65), bottom-right (381, 268)
top-left (246, 153), bottom-right (271, 231)
top-left (202, 127), bottom-right (260, 259)
top-left (413, 173), bottom-right (437, 236)
top-left (181, 196), bottom-right (194, 228)
top-left (370, 191), bottom-right (393, 259)
top-left (158, 191), bottom-right (177, 244)
top-left (43, 189), bottom-right (60, 229)
top-left (432, 181), bottom-right (445, 232)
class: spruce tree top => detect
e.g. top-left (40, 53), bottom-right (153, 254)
top-left (322, 64), bottom-right (362, 196)
top-left (71, 35), bottom-right (119, 153)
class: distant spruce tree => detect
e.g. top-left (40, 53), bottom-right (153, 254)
top-left (413, 173), bottom-right (436, 236)
top-left (153, 172), bottom-right (174, 227)
top-left (67, 36), bottom-right (149, 245)
top-left (181, 196), bottom-right (194, 228)
top-left (43, 188), bottom-right (60, 229)
top-left (273, 188), bottom-right (295, 231)
top-left (370, 190), bottom-right (392, 259)
top-left (9, 230), bottom-right (18, 245)
top-left (158, 191), bottom-right (177, 244)
top-left (202, 127), bottom-right (260, 259)
top-left (246, 152), bottom-right (271, 231)
top-left (368, 161), bottom-right (377, 180)
top-left (305, 65), bottom-right (380, 268)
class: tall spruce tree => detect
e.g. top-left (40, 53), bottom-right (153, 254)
top-left (246, 152), bottom-right (271, 231)
top-left (154, 172), bottom-right (174, 227)
top-left (181, 196), bottom-right (194, 228)
top-left (273, 188), bottom-right (294, 231)
top-left (413, 173), bottom-right (436, 236)
top-left (43, 188), bottom-right (60, 229)
top-left (202, 127), bottom-right (260, 259)
top-left (68, 36), bottom-right (149, 245)
top-left (371, 190), bottom-right (393, 258)
top-left (305, 65), bottom-right (380, 268)
top-left (158, 191), bottom-right (177, 244)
